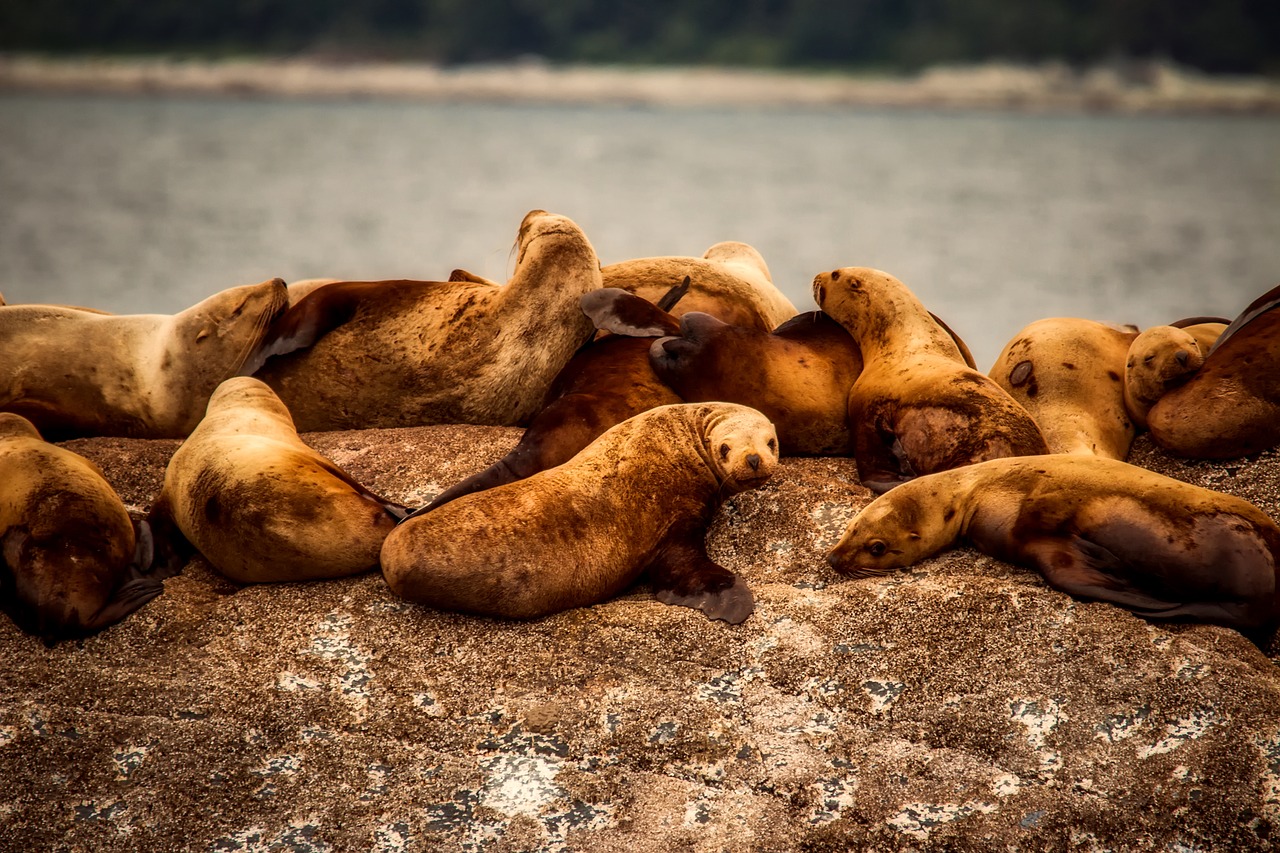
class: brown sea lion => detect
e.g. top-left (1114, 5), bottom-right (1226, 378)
top-left (0, 413), bottom-right (161, 642)
top-left (602, 241), bottom-right (796, 332)
top-left (1147, 284), bottom-right (1280, 458)
top-left (650, 310), bottom-right (863, 456)
top-left (0, 278), bottom-right (289, 439)
top-left (1123, 319), bottom-right (1228, 429)
top-left (813, 267), bottom-right (1048, 492)
top-left (826, 455), bottom-right (1280, 633)
top-left (148, 377), bottom-right (409, 584)
top-left (254, 210), bottom-right (602, 431)
top-left (421, 284), bottom-right (689, 511)
top-left (991, 318), bottom-right (1140, 458)
top-left (381, 403), bottom-right (779, 624)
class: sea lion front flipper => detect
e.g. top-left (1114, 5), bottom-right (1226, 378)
top-left (580, 288), bottom-right (682, 338)
top-left (647, 534), bottom-right (754, 625)
top-left (1025, 535), bottom-right (1189, 615)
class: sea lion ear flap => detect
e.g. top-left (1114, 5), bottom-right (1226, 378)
top-left (579, 287), bottom-right (682, 338)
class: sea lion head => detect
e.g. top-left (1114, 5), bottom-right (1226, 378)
top-left (826, 488), bottom-right (940, 578)
top-left (203, 376), bottom-right (295, 431)
top-left (1125, 325), bottom-right (1205, 415)
top-left (0, 412), bottom-right (42, 441)
top-left (698, 404), bottom-right (779, 494)
top-left (514, 209), bottom-right (596, 267)
top-left (702, 240), bottom-right (773, 284)
top-left (172, 277), bottom-right (290, 378)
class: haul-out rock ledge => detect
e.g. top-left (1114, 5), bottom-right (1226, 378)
top-left (2, 426), bottom-right (1279, 851)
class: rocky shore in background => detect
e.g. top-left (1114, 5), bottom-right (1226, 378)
top-left (3, 54), bottom-right (1280, 114)
top-left (1, 427), bottom-right (1279, 851)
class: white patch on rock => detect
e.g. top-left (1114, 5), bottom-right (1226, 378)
top-left (862, 680), bottom-right (905, 714)
top-left (482, 755), bottom-right (563, 818)
top-left (992, 773), bottom-right (1022, 797)
top-left (305, 612), bottom-right (375, 713)
top-left (886, 800), bottom-right (997, 839)
top-left (277, 672), bottom-right (321, 692)
top-left (1258, 730), bottom-right (1280, 818)
top-left (413, 691), bottom-right (445, 716)
top-left (112, 744), bottom-right (150, 780)
top-left (1139, 707), bottom-right (1217, 758)
top-left (1095, 706), bottom-right (1151, 743)
top-left (253, 754), bottom-right (303, 776)
top-left (1010, 698), bottom-right (1065, 777)
top-left (810, 775), bottom-right (858, 825)
top-left (371, 822), bottom-right (413, 852)
top-left (212, 820), bottom-right (330, 853)
top-left (0, 726), bottom-right (17, 747)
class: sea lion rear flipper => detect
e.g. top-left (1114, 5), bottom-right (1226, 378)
top-left (80, 576), bottom-right (164, 634)
top-left (580, 288), bottom-right (682, 338)
top-left (647, 534), bottom-right (754, 625)
top-left (1027, 535), bottom-right (1188, 615)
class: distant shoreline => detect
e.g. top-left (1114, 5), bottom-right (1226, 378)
top-left (3, 54), bottom-right (1280, 114)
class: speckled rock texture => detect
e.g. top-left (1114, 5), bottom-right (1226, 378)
top-left (3, 428), bottom-right (1279, 852)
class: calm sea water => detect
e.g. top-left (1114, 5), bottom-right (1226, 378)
top-left (2, 92), bottom-right (1278, 370)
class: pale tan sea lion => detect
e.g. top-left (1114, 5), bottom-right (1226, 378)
top-left (0, 413), bottom-right (161, 642)
top-left (382, 403), bottom-right (779, 625)
top-left (814, 267), bottom-right (1048, 492)
top-left (0, 278), bottom-right (289, 439)
top-left (826, 455), bottom-right (1280, 633)
top-left (148, 377), bottom-right (409, 584)
top-left (1148, 284), bottom-right (1280, 458)
top-left (254, 210), bottom-right (603, 431)
top-left (603, 241), bottom-right (796, 332)
top-left (1123, 319), bottom-right (1228, 429)
top-left (991, 318), bottom-right (1140, 458)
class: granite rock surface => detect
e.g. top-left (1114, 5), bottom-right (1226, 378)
top-left (2, 428), bottom-right (1279, 852)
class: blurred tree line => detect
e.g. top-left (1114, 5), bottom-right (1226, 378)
top-left (3, 0), bottom-right (1277, 75)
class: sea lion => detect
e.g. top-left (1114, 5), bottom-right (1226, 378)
top-left (1124, 319), bottom-right (1228, 429)
top-left (0, 413), bottom-right (161, 642)
top-left (1147, 284), bottom-right (1280, 458)
top-left (421, 284), bottom-right (688, 511)
top-left (603, 241), bottom-right (796, 332)
top-left (254, 210), bottom-right (603, 431)
top-left (0, 278), bottom-right (289, 439)
top-left (991, 318), bottom-right (1140, 458)
top-left (650, 310), bottom-right (863, 456)
top-left (825, 455), bottom-right (1280, 633)
top-left (148, 377), bottom-right (410, 584)
top-left (381, 403), bottom-right (779, 624)
top-left (813, 267), bottom-right (1048, 492)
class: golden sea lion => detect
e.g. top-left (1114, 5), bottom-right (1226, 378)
top-left (1147, 284), bottom-right (1280, 458)
top-left (254, 210), bottom-right (603, 431)
top-left (382, 403), bottom-right (779, 625)
top-left (991, 318), bottom-right (1140, 458)
top-left (650, 310), bottom-right (863, 456)
top-left (148, 377), bottom-right (410, 584)
top-left (825, 455), bottom-right (1280, 633)
top-left (1123, 318), bottom-right (1228, 429)
top-left (0, 278), bottom-right (289, 439)
top-left (602, 241), bottom-right (796, 332)
top-left (814, 267), bottom-right (1048, 492)
top-left (0, 413), bottom-right (161, 642)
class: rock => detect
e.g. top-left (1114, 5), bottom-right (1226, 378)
top-left (2, 427), bottom-right (1279, 851)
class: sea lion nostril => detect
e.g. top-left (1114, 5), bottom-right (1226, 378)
top-left (747, 453), bottom-right (760, 471)
top-left (1175, 350), bottom-right (1189, 365)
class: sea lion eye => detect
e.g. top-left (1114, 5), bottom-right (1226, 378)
top-left (719, 443), bottom-right (730, 460)
top-left (868, 540), bottom-right (888, 558)
top-left (767, 438), bottom-right (777, 453)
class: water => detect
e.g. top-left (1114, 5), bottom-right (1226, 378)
top-left (2, 92), bottom-right (1279, 370)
